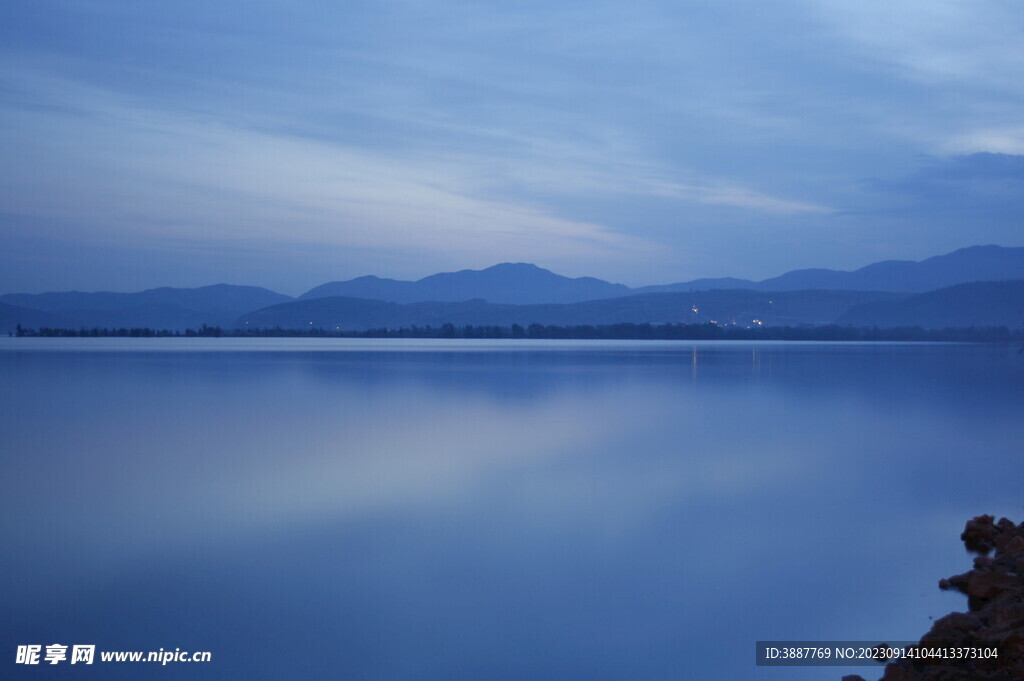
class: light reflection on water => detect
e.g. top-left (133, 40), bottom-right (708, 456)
top-left (1, 339), bottom-right (1022, 680)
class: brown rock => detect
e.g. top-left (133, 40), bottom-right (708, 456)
top-left (966, 571), bottom-right (1019, 600)
top-left (999, 536), bottom-right (1024, 556)
top-left (846, 516), bottom-right (1024, 681)
top-left (961, 515), bottom-right (998, 555)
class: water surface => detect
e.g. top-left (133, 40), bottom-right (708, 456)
top-left (2, 338), bottom-right (1022, 680)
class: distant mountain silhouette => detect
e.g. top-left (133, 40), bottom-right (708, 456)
top-left (299, 246), bottom-right (1024, 306)
top-left (1, 284), bottom-right (292, 331)
top-left (633, 277), bottom-right (757, 294)
top-left (238, 289), bottom-right (906, 331)
top-left (837, 279), bottom-right (1024, 328)
top-left (0, 302), bottom-right (60, 334)
top-left (6, 246), bottom-right (1024, 332)
top-left (642, 245), bottom-right (1024, 293)
top-left (300, 262), bottom-right (632, 304)
top-left (754, 245), bottom-right (1024, 292)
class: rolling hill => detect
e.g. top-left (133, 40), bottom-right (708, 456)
top-left (237, 289), bottom-right (907, 331)
top-left (837, 279), bottom-right (1024, 329)
top-left (300, 262), bottom-right (632, 304)
top-left (1, 284), bottom-right (292, 331)
top-left (6, 245), bottom-right (1024, 332)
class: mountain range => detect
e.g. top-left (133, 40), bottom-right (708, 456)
top-left (300, 245), bottom-right (1024, 301)
top-left (236, 289), bottom-right (907, 331)
top-left (644, 244), bottom-right (1024, 293)
top-left (3, 245), bottom-right (1024, 332)
top-left (0, 285), bottom-right (291, 333)
top-left (838, 279), bottom-right (1024, 329)
top-left (300, 263), bottom-right (631, 304)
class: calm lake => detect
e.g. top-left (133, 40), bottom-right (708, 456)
top-left (2, 338), bottom-right (1022, 680)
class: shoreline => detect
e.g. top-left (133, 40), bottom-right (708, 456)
top-left (8, 322), bottom-right (1024, 343)
top-left (844, 516), bottom-right (1024, 681)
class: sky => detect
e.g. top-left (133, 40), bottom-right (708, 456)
top-left (2, 0), bottom-right (1024, 295)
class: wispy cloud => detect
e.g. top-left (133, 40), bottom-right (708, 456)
top-left (647, 181), bottom-right (830, 214)
top-left (2, 0), bottom-right (1023, 290)
top-left (0, 70), bottom-right (660, 271)
top-left (943, 128), bottom-right (1024, 155)
top-left (805, 0), bottom-right (1024, 88)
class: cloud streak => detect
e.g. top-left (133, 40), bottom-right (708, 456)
top-left (0, 70), bottom-right (661, 270)
top-left (2, 0), bottom-right (1023, 290)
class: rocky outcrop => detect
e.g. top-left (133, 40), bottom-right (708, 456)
top-left (843, 515), bottom-right (1024, 681)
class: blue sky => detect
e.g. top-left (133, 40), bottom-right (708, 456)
top-left (3, 0), bottom-right (1023, 294)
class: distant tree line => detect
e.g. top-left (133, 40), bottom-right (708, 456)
top-left (13, 324), bottom-right (226, 337)
top-left (12, 322), bottom-right (1024, 342)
